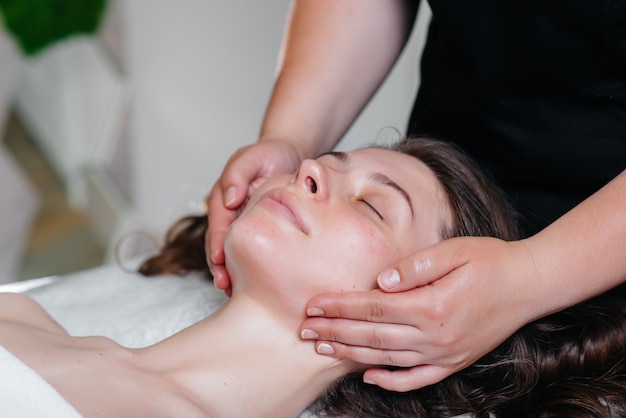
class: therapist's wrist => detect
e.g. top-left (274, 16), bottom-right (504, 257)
top-left (257, 133), bottom-right (320, 161)
top-left (514, 236), bottom-right (575, 323)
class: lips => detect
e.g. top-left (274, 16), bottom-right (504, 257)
top-left (257, 189), bottom-right (308, 234)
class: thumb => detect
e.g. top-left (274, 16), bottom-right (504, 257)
top-left (377, 239), bottom-right (465, 292)
top-left (220, 168), bottom-right (260, 209)
top-left (222, 184), bottom-right (244, 209)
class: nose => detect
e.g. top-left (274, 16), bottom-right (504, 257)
top-left (296, 159), bottom-right (328, 200)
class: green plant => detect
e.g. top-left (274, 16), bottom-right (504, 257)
top-left (0, 0), bottom-right (107, 56)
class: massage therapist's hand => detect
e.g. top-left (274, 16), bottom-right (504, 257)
top-left (300, 236), bottom-right (543, 392)
top-left (206, 140), bottom-right (303, 294)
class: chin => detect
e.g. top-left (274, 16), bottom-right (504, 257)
top-left (224, 217), bottom-right (289, 285)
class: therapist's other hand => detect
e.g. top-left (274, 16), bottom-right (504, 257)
top-left (206, 140), bottom-right (302, 294)
top-left (300, 236), bottom-right (539, 392)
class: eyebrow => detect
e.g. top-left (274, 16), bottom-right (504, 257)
top-left (320, 151), bottom-right (415, 217)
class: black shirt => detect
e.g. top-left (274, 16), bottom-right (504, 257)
top-left (407, 0), bottom-right (626, 235)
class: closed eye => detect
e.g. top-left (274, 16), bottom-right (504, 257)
top-left (359, 199), bottom-right (383, 220)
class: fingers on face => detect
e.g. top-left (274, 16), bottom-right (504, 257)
top-left (211, 265), bottom-right (228, 285)
top-left (307, 289), bottom-right (423, 325)
top-left (363, 365), bottom-right (453, 392)
top-left (301, 318), bottom-right (420, 351)
top-left (318, 340), bottom-right (424, 369)
top-left (207, 203), bottom-right (239, 257)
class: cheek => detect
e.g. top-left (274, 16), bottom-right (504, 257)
top-left (312, 218), bottom-right (398, 292)
top-left (352, 225), bottom-right (389, 258)
top-left (224, 208), bottom-right (401, 297)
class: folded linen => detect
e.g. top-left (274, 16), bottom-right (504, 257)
top-left (0, 345), bottom-right (82, 417)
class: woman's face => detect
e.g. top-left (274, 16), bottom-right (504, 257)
top-left (223, 147), bottom-right (452, 311)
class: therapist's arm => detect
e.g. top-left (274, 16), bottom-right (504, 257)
top-left (259, 0), bottom-right (418, 157)
top-left (301, 169), bottom-right (626, 391)
top-left (207, 0), bottom-right (418, 289)
top-left (517, 169), bottom-right (626, 313)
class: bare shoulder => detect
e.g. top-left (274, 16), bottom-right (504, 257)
top-left (0, 293), bottom-right (67, 334)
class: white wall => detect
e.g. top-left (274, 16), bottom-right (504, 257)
top-left (0, 25), bottom-right (39, 283)
top-left (13, 0), bottom-right (431, 261)
top-left (0, 24), bottom-right (23, 132)
top-left (124, 1), bottom-right (296, 240)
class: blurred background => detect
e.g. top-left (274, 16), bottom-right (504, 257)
top-left (0, 0), bottom-right (431, 283)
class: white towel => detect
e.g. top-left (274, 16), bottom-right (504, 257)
top-left (0, 345), bottom-right (82, 417)
top-left (23, 263), bottom-right (226, 348)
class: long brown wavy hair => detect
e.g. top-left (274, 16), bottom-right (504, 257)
top-left (139, 138), bottom-right (626, 417)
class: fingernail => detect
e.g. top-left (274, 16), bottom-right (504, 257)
top-left (225, 186), bottom-right (237, 206)
top-left (210, 246), bottom-right (219, 263)
top-left (316, 343), bottom-right (334, 355)
top-left (300, 329), bottom-right (319, 339)
top-left (307, 307), bottom-right (324, 316)
top-left (378, 269), bottom-right (400, 289)
top-left (363, 379), bottom-right (376, 385)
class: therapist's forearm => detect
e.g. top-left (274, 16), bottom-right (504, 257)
top-left (259, 0), bottom-right (418, 159)
top-left (522, 169), bottom-right (626, 319)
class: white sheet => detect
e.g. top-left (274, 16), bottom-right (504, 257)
top-left (0, 263), bottom-right (225, 416)
top-left (0, 345), bottom-right (81, 418)
top-left (21, 262), bottom-right (227, 347)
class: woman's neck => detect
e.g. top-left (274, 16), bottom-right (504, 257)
top-left (139, 293), bottom-right (354, 418)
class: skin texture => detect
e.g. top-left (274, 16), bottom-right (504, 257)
top-left (206, 0), bottom-right (417, 292)
top-left (299, 170), bottom-right (626, 391)
top-left (226, 148), bottom-right (451, 307)
top-left (1, 148), bottom-right (454, 416)
top-left (206, 0), bottom-right (626, 391)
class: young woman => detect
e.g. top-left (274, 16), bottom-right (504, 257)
top-left (144, 139), bottom-right (626, 417)
top-left (0, 138), bottom-right (623, 417)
